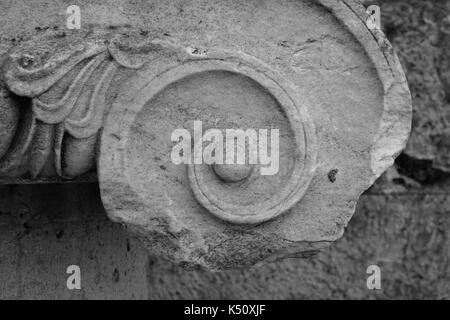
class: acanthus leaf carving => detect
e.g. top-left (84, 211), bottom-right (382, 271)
top-left (0, 30), bottom-right (171, 180)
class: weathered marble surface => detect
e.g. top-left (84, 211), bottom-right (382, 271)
top-left (0, 0), bottom-right (412, 270)
top-left (0, 0), bottom-right (448, 299)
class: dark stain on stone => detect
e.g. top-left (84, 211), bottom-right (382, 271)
top-left (393, 177), bottom-right (406, 186)
top-left (396, 153), bottom-right (450, 185)
top-left (110, 133), bottom-right (121, 141)
top-left (328, 169), bottom-right (338, 183)
top-left (278, 40), bottom-right (289, 48)
top-left (113, 268), bottom-right (120, 283)
top-left (35, 26), bottom-right (49, 31)
top-left (18, 55), bottom-right (34, 69)
top-left (18, 208), bottom-right (29, 218)
top-left (160, 165), bottom-right (167, 171)
top-left (56, 229), bottom-right (64, 239)
top-left (23, 222), bottom-right (31, 235)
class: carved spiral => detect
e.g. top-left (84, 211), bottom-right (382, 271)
top-left (183, 59), bottom-right (317, 224)
top-left (100, 46), bottom-right (317, 225)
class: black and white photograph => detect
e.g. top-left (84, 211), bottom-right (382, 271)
top-left (0, 0), bottom-right (448, 302)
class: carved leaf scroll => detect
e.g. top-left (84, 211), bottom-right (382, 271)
top-left (0, 30), bottom-right (164, 180)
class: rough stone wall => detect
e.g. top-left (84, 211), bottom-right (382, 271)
top-left (0, 0), bottom-right (449, 299)
top-left (1, 185), bottom-right (449, 299)
top-left (367, 0), bottom-right (450, 174)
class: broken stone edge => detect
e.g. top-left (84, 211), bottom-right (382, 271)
top-left (326, 0), bottom-right (412, 185)
top-left (97, 0), bottom-right (412, 270)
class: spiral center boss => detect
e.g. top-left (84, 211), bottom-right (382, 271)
top-left (212, 163), bottom-right (254, 183)
top-left (185, 69), bottom-right (316, 224)
top-left (167, 59), bottom-right (315, 225)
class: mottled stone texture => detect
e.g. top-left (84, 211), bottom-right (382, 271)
top-left (0, 0), bottom-right (448, 298)
top-left (0, 0), bottom-right (412, 270)
top-left (1, 184), bottom-right (449, 299)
